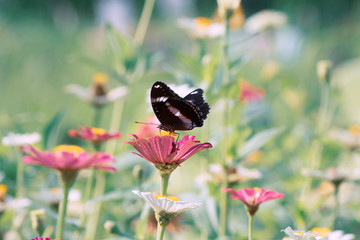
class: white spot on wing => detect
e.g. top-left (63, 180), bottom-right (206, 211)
top-left (154, 85), bottom-right (160, 88)
top-left (191, 90), bottom-right (199, 95)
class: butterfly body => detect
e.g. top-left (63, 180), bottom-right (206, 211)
top-left (151, 81), bottom-right (210, 132)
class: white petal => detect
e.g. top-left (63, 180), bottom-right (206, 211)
top-left (65, 84), bottom-right (92, 101)
top-left (133, 190), bottom-right (202, 214)
top-left (106, 86), bottom-right (128, 102)
top-left (2, 132), bottom-right (41, 146)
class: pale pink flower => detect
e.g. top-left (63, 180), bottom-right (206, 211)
top-left (22, 145), bottom-right (116, 172)
top-left (68, 126), bottom-right (121, 143)
top-left (222, 187), bottom-right (284, 215)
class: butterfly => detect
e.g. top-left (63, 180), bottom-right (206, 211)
top-left (150, 81), bottom-right (210, 132)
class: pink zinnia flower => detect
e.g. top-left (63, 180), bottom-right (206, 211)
top-left (68, 126), bottom-right (121, 142)
top-left (30, 238), bottom-right (58, 240)
top-left (125, 134), bottom-right (212, 176)
top-left (222, 187), bottom-right (284, 215)
top-left (22, 145), bottom-right (116, 172)
top-left (239, 80), bottom-right (265, 103)
top-left (136, 116), bottom-right (159, 139)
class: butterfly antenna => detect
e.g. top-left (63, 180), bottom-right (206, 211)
top-left (134, 121), bottom-right (158, 126)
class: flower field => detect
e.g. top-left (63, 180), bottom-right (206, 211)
top-left (1, 1), bottom-right (360, 239)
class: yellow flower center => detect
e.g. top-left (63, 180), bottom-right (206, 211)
top-left (195, 17), bottom-right (213, 29)
top-left (157, 131), bottom-right (178, 137)
top-left (311, 227), bottom-right (332, 237)
top-left (53, 145), bottom-right (85, 156)
top-left (50, 187), bottom-right (61, 194)
top-left (92, 73), bottom-right (108, 85)
top-left (90, 127), bottom-right (106, 135)
top-left (296, 231), bottom-right (304, 235)
top-left (155, 194), bottom-right (180, 201)
top-left (245, 150), bottom-right (262, 163)
top-left (348, 124), bottom-right (360, 137)
top-left (0, 184), bottom-right (8, 199)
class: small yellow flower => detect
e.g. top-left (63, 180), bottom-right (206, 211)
top-left (157, 131), bottom-right (178, 137)
top-left (348, 125), bottom-right (360, 137)
top-left (50, 187), bottom-right (61, 195)
top-left (0, 184), bottom-right (8, 200)
top-left (260, 60), bottom-right (281, 80)
top-left (195, 17), bottom-right (213, 28)
top-left (155, 195), bottom-right (180, 201)
top-left (311, 227), bottom-right (332, 237)
top-left (53, 145), bottom-right (85, 156)
top-left (93, 73), bottom-right (109, 85)
top-left (245, 150), bottom-right (262, 163)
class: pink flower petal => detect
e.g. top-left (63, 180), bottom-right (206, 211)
top-left (125, 134), bottom-right (212, 165)
top-left (22, 144), bottom-right (116, 172)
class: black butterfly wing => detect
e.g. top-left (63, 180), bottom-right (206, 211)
top-left (151, 81), bottom-right (210, 131)
top-left (184, 89), bottom-right (210, 120)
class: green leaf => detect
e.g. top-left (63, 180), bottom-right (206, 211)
top-left (43, 109), bottom-right (66, 149)
top-left (173, 51), bottom-right (202, 79)
top-left (135, 204), bottom-right (151, 239)
top-left (237, 127), bottom-right (283, 160)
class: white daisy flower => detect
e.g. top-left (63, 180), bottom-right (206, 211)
top-left (65, 73), bottom-right (127, 106)
top-left (327, 230), bottom-right (355, 240)
top-left (2, 132), bottom-right (41, 146)
top-left (133, 190), bottom-right (202, 214)
top-left (244, 10), bottom-right (287, 34)
top-left (329, 125), bottom-right (360, 149)
top-left (311, 228), bottom-right (356, 240)
top-left (217, 0), bottom-right (241, 11)
top-left (177, 17), bottom-right (224, 39)
top-left (282, 227), bottom-right (326, 240)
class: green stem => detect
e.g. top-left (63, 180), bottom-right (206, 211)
top-left (15, 148), bottom-right (24, 199)
top-left (301, 83), bottom-right (331, 208)
top-left (134, 0), bottom-right (155, 47)
top-left (105, 99), bottom-right (124, 154)
top-left (219, 12), bottom-right (231, 238)
top-left (156, 223), bottom-right (166, 240)
top-left (77, 170), bottom-right (95, 230)
top-left (333, 185), bottom-right (340, 229)
top-left (221, 12), bottom-right (230, 86)
top-left (56, 182), bottom-right (71, 240)
top-left (84, 171), bottom-right (106, 240)
top-left (248, 214), bottom-right (253, 240)
top-left (219, 167), bottom-right (229, 237)
top-left (93, 106), bottom-right (103, 127)
top-left (160, 175), bottom-right (170, 195)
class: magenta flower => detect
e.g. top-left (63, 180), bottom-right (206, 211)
top-left (125, 134), bottom-right (212, 176)
top-left (222, 187), bottom-right (284, 215)
top-left (22, 145), bottom-right (116, 172)
top-left (30, 238), bottom-right (57, 240)
top-left (68, 126), bottom-right (121, 143)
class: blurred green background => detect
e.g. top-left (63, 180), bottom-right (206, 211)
top-left (1, 0), bottom-right (360, 135)
top-left (1, 0), bottom-right (360, 239)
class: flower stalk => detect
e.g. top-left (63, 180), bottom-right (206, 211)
top-left (333, 184), bottom-right (340, 229)
top-left (134, 0), bottom-right (155, 47)
top-left (156, 223), bottom-right (166, 240)
top-left (56, 171), bottom-right (77, 240)
top-left (15, 148), bottom-right (24, 198)
top-left (160, 174), bottom-right (170, 196)
top-left (219, 165), bottom-right (229, 236)
top-left (248, 213), bottom-right (253, 240)
top-left (219, 10), bottom-right (231, 237)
